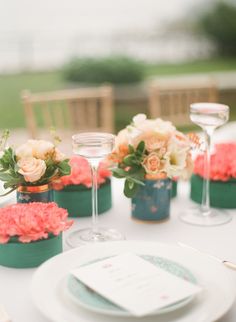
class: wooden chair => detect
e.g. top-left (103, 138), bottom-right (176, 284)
top-left (21, 85), bottom-right (114, 139)
top-left (148, 81), bottom-right (218, 126)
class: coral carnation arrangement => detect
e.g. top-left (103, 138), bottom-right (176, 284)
top-left (0, 139), bottom-right (70, 192)
top-left (110, 114), bottom-right (193, 197)
top-left (194, 143), bottom-right (236, 181)
top-left (52, 155), bottom-right (111, 190)
top-left (0, 202), bottom-right (73, 244)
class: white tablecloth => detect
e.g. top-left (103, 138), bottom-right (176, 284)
top-left (0, 178), bottom-right (236, 322)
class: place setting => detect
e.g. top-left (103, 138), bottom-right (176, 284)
top-left (0, 106), bottom-right (236, 322)
top-left (1, 1), bottom-right (236, 321)
top-left (30, 240), bottom-right (236, 322)
top-left (31, 108), bottom-right (236, 321)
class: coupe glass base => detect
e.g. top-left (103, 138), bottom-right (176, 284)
top-left (66, 227), bottom-right (125, 248)
top-left (179, 207), bottom-right (232, 226)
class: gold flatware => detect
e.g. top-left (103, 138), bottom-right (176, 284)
top-left (178, 242), bottom-right (236, 271)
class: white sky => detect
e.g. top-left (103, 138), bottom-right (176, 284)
top-left (0, 0), bottom-right (217, 70)
top-left (0, 0), bottom-right (213, 36)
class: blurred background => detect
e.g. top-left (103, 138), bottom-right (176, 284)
top-left (0, 0), bottom-right (235, 140)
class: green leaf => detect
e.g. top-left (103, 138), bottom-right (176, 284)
top-left (136, 141), bottom-right (145, 154)
top-left (127, 179), bottom-right (134, 190)
top-left (123, 155), bottom-right (136, 166)
top-left (112, 168), bottom-right (128, 178)
top-left (128, 177), bottom-right (145, 186)
top-left (128, 166), bottom-right (145, 179)
top-left (3, 182), bottom-right (18, 190)
top-left (58, 159), bottom-right (71, 176)
top-left (128, 145), bottom-right (135, 154)
top-left (0, 173), bottom-right (14, 182)
top-left (124, 179), bottom-right (139, 198)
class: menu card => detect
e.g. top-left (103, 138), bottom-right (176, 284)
top-left (71, 253), bottom-right (202, 316)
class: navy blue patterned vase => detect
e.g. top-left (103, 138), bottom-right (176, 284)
top-left (17, 184), bottom-right (53, 203)
top-left (131, 179), bottom-right (172, 222)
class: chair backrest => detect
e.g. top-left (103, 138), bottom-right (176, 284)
top-left (148, 81), bottom-right (218, 126)
top-left (21, 85), bottom-right (114, 138)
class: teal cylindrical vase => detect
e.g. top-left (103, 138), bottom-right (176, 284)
top-left (191, 174), bottom-right (236, 209)
top-left (53, 179), bottom-right (112, 217)
top-left (171, 180), bottom-right (177, 198)
top-left (132, 179), bottom-right (172, 222)
top-left (0, 234), bottom-right (62, 268)
top-left (17, 184), bottom-right (53, 203)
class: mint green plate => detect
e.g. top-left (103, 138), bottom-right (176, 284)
top-left (66, 255), bottom-right (197, 317)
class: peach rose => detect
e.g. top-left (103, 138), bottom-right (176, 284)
top-left (132, 131), bottom-right (168, 156)
top-left (17, 157), bottom-right (46, 182)
top-left (145, 135), bottom-right (165, 152)
top-left (142, 152), bottom-right (161, 174)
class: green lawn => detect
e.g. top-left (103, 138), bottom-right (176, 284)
top-left (145, 58), bottom-right (236, 77)
top-left (0, 58), bottom-right (236, 132)
top-left (0, 71), bottom-right (67, 129)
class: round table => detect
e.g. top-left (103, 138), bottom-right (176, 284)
top-left (0, 179), bottom-right (236, 322)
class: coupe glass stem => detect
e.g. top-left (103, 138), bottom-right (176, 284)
top-left (91, 165), bottom-right (98, 234)
top-left (201, 129), bottom-right (213, 216)
top-left (67, 132), bottom-right (124, 246)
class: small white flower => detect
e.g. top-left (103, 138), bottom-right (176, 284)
top-left (164, 150), bottom-right (187, 177)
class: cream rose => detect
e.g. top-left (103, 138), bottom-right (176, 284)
top-left (17, 157), bottom-right (46, 182)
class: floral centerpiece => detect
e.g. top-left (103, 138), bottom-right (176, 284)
top-left (0, 202), bottom-right (73, 268)
top-left (191, 143), bottom-right (236, 208)
top-left (110, 114), bottom-right (193, 221)
top-left (0, 139), bottom-right (70, 203)
top-left (53, 156), bottom-right (112, 217)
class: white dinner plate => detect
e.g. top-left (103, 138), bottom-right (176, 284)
top-left (0, 181), bottom-right (15, 206)
top-left (31, 241), bottom-right (236, 322)
top-left (66, 254), bottom-right (197, 317)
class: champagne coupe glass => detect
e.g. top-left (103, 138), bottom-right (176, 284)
top-left (180, 102), bottom-right (232, 226)
top-left (66, 132), bottom-right (124, 247)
